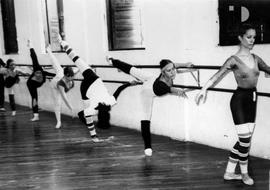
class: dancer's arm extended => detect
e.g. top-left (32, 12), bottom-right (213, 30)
top-left (256, 54), bottom-right (270, 75)
top-left (15, 67), bottom-right (30, 76)
top-left (175, 62), bottom-right (195, 73)
top-left (170, 87), bottom-right (188, 98)
top-left (174, 62), bottom-right (193, 69)
top-left (195, 57), bottom-right (234, 105)
top-left (58, 86), bottom-right (73, 111)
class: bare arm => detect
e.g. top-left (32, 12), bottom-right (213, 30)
top-left (174, 62), bottom-right (193, 69)
top-left (195, 57), bottom-right (234, 105)
top-left (170, 87), bottom-right (188, 98)
top-left (57, 85), bottom-right (73, 111)
top-left (175, 62), bottom-right (196, 74)
top-left (256, 55), bottom-right (270, 75)
top-left (15, 69), bottom-right (30, 76)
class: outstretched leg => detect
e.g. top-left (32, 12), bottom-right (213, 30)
top-left (108, 58), bottom-right (153, 82)
top-left (47, 46), bottom-right (64, 79)
top-left (59, 39), bottom-right (89, 74)
top-left (29, 45), bottom-right (43, 72)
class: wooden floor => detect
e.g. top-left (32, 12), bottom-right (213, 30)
top-left (0, 105), bottom-right (269, 190)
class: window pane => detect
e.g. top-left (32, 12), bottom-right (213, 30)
top-left (107, 0), bottom-right (144, 50)
top-left (0, 0), bottom-right (18, 54)
top-left (41, 0), bottom-right (64, 51)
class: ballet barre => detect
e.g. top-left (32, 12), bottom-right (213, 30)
top-left (16, 64), bottom-right (220, 69)
top-left (16, 64), bottom-right (270, 97)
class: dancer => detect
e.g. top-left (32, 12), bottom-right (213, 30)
top-left (46, 45), bottom-right (76, 128)
top-left (195, 23), bottom-right (270, 186)
top-left (26, 40), bottom-right (55, 121)
top-left (107, 57), bottom-right (193, 156)
top-left (1, 59), bottom-right (29, 116)
top-left (58, 35), bottom-right (116, 142)
top-left (0, 58), bottom-right (5, 111)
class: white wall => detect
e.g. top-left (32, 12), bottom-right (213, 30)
top-left (1, 0), bottom-right (270, 159)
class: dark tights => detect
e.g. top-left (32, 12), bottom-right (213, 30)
top-left (27, 80), bottom-right (39, 113)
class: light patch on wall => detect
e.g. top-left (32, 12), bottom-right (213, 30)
top-left (41, 0), bottom-right (62, 51)
top-left (229, 5), bottom-right (234, 11)
top-left (241, 6), bottom-right (249, 22)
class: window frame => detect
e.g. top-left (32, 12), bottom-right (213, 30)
top-left (0, 0), bottom-right (18, 54)
top-left (106, 0), bottom-right (145, 51)
top-left (42, 0), bottom-right (65, 52)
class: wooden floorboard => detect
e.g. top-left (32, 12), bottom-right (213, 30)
top-left (0, 105), bottom-right (269, 190)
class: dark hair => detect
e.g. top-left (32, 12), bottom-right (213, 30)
top-left (6, 59), bottom-right (15, 68)
top-left (238, 23), bottom-right (256, 37)
top-left (159, 59), bottom-right (173, 69)
top-left (64, 67), bottom-right (74, 77)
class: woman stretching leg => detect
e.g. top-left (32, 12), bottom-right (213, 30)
top-left (47, 46), bottom-right (75, 128)
top-left (26, 40), bottom-right (55, 121)
top-left (108, 57), bottom-right (191, 156)
top-left (58, 36), bottom-right (116, 142)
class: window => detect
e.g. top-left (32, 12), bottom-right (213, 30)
top-left (106, 0), bottom-right (145, 51)
top-left (41, 0), bottom-right (64, 51)
top-left (219, 0), bottom-right (270, 46)
top-left (0, 0), bottom-right (18, 54)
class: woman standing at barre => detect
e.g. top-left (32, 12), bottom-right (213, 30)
top-left (107, 57), bottom-right (192, 156)
top-left (195, 23), bottom-right (270, 186)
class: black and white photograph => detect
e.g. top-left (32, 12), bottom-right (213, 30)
top-left (0, 0), bottom-right (270, 189)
